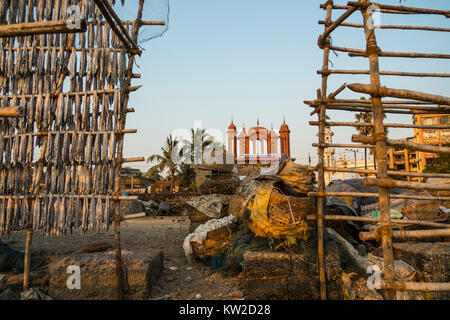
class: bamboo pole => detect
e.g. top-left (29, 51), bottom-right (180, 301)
top-left (310, 121), bottom-right (450, 130)
top-left (0, 85), bottom-right (142, 100)
top-left (122, 157), bottom-right (145, 163)
top-left (328, 45), bottom-right (450, 59)
top-left (1, 129), bottom-right (138, 139)
top-left (323, 215), bottom-right (450, 229)
top-left (360, 0), bottom-right (396, 300)
top-left (364, 178), bottom-right (450, 191)
top-left (315, 0), bottom-right (334, 301)
top-left (319, 20), bottom-right (450, 32)
top-left (93, 0), bottom-right (139, 51)
top-left (309, 102), bottom-right (450, 112)
top-left (318, 69), bottom-right (450, 78)
top-left (23, 140), bottom-right (46, 290)
top-left (320, 3), bottom-right (446, 16)
top-left (310, 105), bottom-right (442, 116)
top-left (329, 45), bottom-right (450, 59)
top-left (352, 135), bottom-right (450, 155)
top-left (348, 2), bottom-right (450, 17)
top-left (313, 143), bottom-right (374, 149)
top-left (0, 19), bottom-right (87, 37)
top-left (0, 106), bottom-right (24, 118)
top-left (360, 229), bottom-right (450, 241)
top-left (306, 98), bottom-right (436, 105)
top-left (308, 191), bottom-right (450, 201)
top-left (349, 51), bottom-right (450, 59)
top-left (111, 0), bottom-right (145, 301)
top-left (380, 281), bottom-right (450, 292)
top-left (347, 83), bottom-right (450, 106)
top-left (321, 166), bottom-right (450, 179)
top-left (0, 195), bottom-right (139, 201)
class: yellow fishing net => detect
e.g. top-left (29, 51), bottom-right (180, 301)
top-left (248, 186), bottom-right (311, 246)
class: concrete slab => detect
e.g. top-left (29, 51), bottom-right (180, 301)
top-left (48, 249), bottom-right (163, 300)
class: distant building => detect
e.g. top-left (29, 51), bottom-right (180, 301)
top-left (120, 167), bottom-right (154, 193)
top-left (227, 119), bottom-right (291, 164)
top-left (387, 114), bottom-right (449, 178)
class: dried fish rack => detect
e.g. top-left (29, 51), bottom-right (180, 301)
top-left (0, 0), bottom-right (163, 299)
top-left (305, 0), bottom-right (450, 300)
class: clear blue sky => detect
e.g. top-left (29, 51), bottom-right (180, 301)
top-left (121, 0), bottom-right (450, 171)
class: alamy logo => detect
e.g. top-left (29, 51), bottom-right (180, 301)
top-left (66, 265), bottom-right (81, 290)
top-left (366, 265), bottom-right (381, 289)
top-left (67, 5), bottom-right (82, 30)
top-left (367, 4), bottom-right (381, 30)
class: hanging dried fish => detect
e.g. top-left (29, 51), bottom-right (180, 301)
top-left (0, 198), bottom-right (5, 234)
top-left (62, 132), bottom-right (70, 164)
top-left (32, 198), bottom-right (41, 231)
top-left (66, 196), bottom-right (73, 234)
top-left (74, 196), bottom-right (81, 232)
top-left (54, 132), bottom-right (61, 167)
top-left (43, 94), bottom-right (51, 130)
top-left (81, 196), bottom-right (88, 231)
top-left (5, 197), bottom-right (13, 233)
top-left (96, 197), bottom-right (102, 232)
top-left (93, 133), bottom-right (101, 164)
top-left (85, 133), bottom-right (92, 166)
top-left (104, 196), bottom-right (110, 232)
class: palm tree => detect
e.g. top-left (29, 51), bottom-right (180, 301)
top-left (147, 135), bottom-right (180, 190)
top-left (177, 163), bottom-right (197, 191)
top-left (147, 168), bottom-right (162, 182)
top-left (182, 128), bottom-right (215, 164)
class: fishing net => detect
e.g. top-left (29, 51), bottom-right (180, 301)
top-left (248, 186), bottom-right (312, 246)
top-left (111, 0), bottom-right (170, 46)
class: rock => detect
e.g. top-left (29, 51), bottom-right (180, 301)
top-left (169, 266), bottom-right (179, 271)
top-left (48, 250), bottom-right (163, 300)
top-left (242, 251), bottom-right (344, 300)
top-left (195, 294), bottom-right (202, 299)
top-left (184, 276), bottom-right (192, 282)
top-left (158, 203), bottom-right (171, 216)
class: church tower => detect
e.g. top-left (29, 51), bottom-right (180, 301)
top-left (227, 119), bottom-right (237, 161)
top-left (279, 118), bottom-right (291, 159)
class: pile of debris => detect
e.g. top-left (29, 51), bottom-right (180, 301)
top-left (182, 160), bottom-right (449, 300)
top-left (195, 165), bottom-right (241, 195)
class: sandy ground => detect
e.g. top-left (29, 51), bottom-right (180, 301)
top-left (1, 216), bottom-right (242, 300)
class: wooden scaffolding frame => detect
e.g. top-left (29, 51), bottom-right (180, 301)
top-left (305, 0), bottom-right (450, 300)
top-left (0, 0), bottom-right (165, 300)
